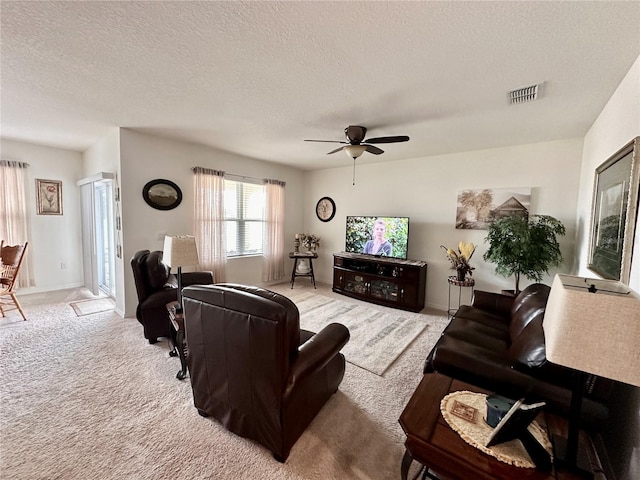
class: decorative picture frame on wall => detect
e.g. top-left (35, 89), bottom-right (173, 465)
top-left (455, 187), bottom-right (531, 230)
top-left (36, 179), bottom-right (63, 215)
top-left (142, 179), bottom-right (183, 211)
top-left (588, 136), bottom-right (639, 284)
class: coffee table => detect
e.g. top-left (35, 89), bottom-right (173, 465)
top-left (399, 373), bottom-right (587, 480)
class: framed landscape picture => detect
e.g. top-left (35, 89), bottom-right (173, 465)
top-left (455, 187), bottom-right (531, 230)
top-left (588, 137), bottom-right (639, 284)
top-left (36, 179), bottom-right (63, 215)
top-left (142, 179), bottom-right (183, 210)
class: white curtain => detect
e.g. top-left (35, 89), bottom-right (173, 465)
top-left (262, 179), bottom-right (286, 282)
top-left (0, 160), bottom-right (34, 288)
top-left (193, 167), bottom-right (226, 282)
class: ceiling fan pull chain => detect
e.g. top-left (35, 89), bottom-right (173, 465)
top-left (352, 157), bottom-right (356, 186)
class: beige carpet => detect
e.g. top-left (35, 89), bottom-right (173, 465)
top-left (0, 284), bottom-right (449, 480)
top-left (289, 291), bottom-right (431, 375)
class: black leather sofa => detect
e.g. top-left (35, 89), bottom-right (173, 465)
top-left (424, 283), bottom-right (612, 429)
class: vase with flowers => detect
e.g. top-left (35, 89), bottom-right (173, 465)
top-left (441, 241), bottom-right (476, 281)
top-left (299, 233), bottom-right (320, 253)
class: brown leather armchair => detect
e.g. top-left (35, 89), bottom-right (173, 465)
top-left (130, 250), bottom-right (213, 344)
top-left (182, 283), bottom-right (350, 462)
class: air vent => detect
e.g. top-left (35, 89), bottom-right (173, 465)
top-left (509, 84), bottom-right (540, 104)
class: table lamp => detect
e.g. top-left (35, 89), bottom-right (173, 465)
top-left (543, 274), bottom-right (640, 476)
top-left (163, 235), bottom-right (200, 313)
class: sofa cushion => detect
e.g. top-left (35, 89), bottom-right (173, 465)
top-left (508, 284), bottom-right (549, 368)
top-left (508, 312), bottom-right (546, 367)
top-left (443, 318), bottom-right (510, 352)
top-left (455, 304), bottom-right (509, 328)
top-left (509, 284), bottom-right (550, 338)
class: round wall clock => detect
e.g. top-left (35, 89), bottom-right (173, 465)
top-left (316, 196), bottom-right (336, 222)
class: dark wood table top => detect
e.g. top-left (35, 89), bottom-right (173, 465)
top-left (399, 373), bottom-right (587, 480)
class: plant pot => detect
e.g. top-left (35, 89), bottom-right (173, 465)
top-left (456, 269), bottom-right (467, 282)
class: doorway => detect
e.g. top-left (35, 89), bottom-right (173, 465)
top-left (79, 173), bottom-right (116, 298)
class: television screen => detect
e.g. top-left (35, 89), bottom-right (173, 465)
top-left (345, 216), bottom-right (409, 260)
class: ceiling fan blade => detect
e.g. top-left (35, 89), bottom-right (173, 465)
top-left (365, 144), bottom-right (384, 155)
top-left (363, 135), bottom-right (410, 144)
top-left (326, 146), bottom-right (346, 155)
top-left (304, 139), bottom-right (348, 144)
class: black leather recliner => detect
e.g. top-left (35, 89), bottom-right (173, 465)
top-left (130, 250), bottom-right (213, 343)
top-left (183, 283), bottom-right (350, 462)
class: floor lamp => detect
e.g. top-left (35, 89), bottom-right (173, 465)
top-left (543, 274), bottom-right (640, 476)
top-left (163, 235), bottom-right (200, 314)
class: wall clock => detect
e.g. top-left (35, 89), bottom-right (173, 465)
top-left (316, 196), bottom-right (336, 222)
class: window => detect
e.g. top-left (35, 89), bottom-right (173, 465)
top-left (224, 179), bottom-right (265, 257)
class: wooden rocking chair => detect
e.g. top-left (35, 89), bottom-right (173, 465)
top-left (0, 240), bottom-right (28, 321)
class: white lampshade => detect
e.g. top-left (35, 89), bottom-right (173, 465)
top-left (344, 145), bottom-right (367, 159)
top-left (543, 274), bottom-right (640, 387)
top-left (162, 235), bottom-right (199, 268)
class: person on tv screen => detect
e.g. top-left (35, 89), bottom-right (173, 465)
top-left (363, 218), bottom-right (393, 256)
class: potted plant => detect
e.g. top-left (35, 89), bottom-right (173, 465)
top-left (483, 214), bottom-right (566, 294)
top-left (441, 241), bottom-right (476, 281)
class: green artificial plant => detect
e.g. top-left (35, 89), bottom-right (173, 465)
top-left (483, 214), bottom-right (566, 294)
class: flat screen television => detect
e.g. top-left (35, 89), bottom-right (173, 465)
top-left (345, 216), bottom-right (409, 260)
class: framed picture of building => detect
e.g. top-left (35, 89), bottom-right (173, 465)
top-left (588, 137), bottom-right (639, 284)
top-left (455, 188), bottom-right (531, 230)
top-left (36, 179), bottom-right (63, 215)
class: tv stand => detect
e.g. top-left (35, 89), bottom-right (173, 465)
top-left (333, 252), bottom-right (427, 312)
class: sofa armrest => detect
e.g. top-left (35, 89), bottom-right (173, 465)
top-left (181, 271), bottom-right (214, 287)
top-left (285, 323), bottom-right (350, 396)
top-left (472, 290), bottom-right (515, 316)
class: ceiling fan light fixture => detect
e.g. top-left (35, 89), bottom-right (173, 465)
top-left (344, 145), bottom-right (367, 159)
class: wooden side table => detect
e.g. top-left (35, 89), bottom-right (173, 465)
top-left (447, 276), bottom-right (475, 319)
top-left (167, 301), bottom-right (187, 380)
top-left (399, 373), bottom-right (589, 480)
top-left (289, 252), bottom-right (317, 288)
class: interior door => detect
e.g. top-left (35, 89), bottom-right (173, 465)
top-left (78, 173), bottom-right (115, 297)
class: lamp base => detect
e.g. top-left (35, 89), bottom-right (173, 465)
top-left (551, 434), bottom-right (594, 479)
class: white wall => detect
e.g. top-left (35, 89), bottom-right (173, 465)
top-left (305, 138), bottom-right (584, 310)
top-left (577, 55), bottom-right (640, 293)
top-left (119, 129), bottom-right (306, 317)
top-left (1, 139), bottom-right (84, 293)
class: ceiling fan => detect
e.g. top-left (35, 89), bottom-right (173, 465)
top-left (305, 126), bottom-right (410, 185)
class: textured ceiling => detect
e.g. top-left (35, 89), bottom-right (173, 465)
top-left (1, 1), bottom-right (639, 170)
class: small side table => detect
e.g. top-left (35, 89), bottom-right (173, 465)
top-left (167, 301), bottom-right (187, 380)
top-left (447, 276), bottom-right (475, 319)
top-left (289, 252), bottom-right (317, 288)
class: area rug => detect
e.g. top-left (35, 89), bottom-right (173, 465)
top-left (69, 297), bottom-right (115, 316)
top-left (290, 291), bottom-right (432, 375)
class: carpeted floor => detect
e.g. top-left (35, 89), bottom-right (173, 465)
top-left (0, 283), bottom-right (449, 480)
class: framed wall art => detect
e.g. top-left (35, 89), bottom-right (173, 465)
top-left (588, 136), bottom-right (639, 284)
top-left (455, 187), bottom-right (531, 230)
top-left (36, 179), bottom-right (63, 215)
top-left (142, 179), bottom-right (183, 210)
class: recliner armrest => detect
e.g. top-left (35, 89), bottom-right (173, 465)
top-left (472, 290), bottom-right (515, 317)
top-left (181, 271), bottom-right (214, 287)
top-left (285, 323), bottom-right (350, 396)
